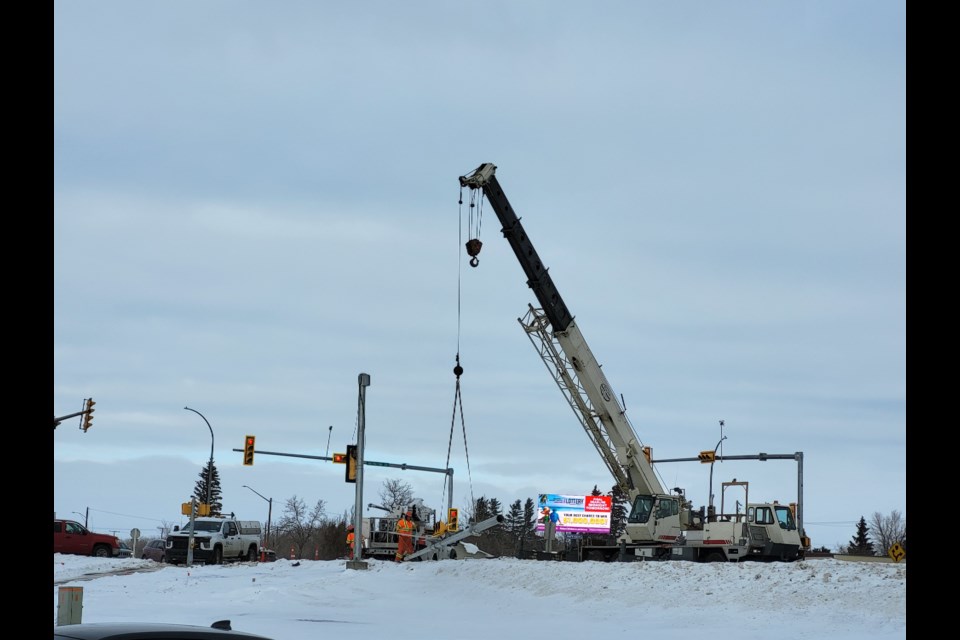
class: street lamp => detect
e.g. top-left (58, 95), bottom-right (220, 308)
top-left (243, 485), bottom-right (273, 550)
top-left (184, 407), bottom-right (215, 509)
top-left (708, 433), bottom-right (728, 520)
top-left (72, 509), bottom-right (88, 528)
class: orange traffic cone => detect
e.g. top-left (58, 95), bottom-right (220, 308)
top-left (290, 546), bottom-right (295, 560)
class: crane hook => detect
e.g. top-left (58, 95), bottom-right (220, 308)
top-left (465, 238), bottom-right (482, 268)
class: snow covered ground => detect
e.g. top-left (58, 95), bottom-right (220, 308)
top-left (54, 554), bottom-right (906, 639)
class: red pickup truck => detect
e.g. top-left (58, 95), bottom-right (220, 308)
top-left (54, 518), bottom-right (122, 557)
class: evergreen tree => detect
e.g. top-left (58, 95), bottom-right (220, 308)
top-left (191, 460), bottom-right (223, 516)
top-left (486, 497), bottom-right (503, 518)
top-left (471, 496), bottom-right (492, 524)
top-left (520, 497), bottom-right (536, 557)
top-left (505, 500), bottom-right (525, 556)
top-left (846, 516), bottom-right (876, 556)
top-left (607, 484), bottom-right (629, 542)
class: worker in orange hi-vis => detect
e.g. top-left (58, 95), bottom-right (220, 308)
top-left (395, 511), bottom-right (415, 562)
top-left (346, 524), bottom-right (356, 560)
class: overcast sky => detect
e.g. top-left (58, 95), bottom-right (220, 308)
top-left (53, 1), bottom-right (905, 552)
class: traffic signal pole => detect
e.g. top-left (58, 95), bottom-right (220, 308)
top-left (348, 373), bottom-right (371, 570)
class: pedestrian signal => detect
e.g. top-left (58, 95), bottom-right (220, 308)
top-left (332, 453), bottom-right (347, 464)
top-left (243, 435), bottom-right (256, 466)
top-left (448, 508), bottom-right (459, 531)
top-left (82, 398), bottom-right (96, 432)
top-left (698, 450), bottom-right (716, 463)
top-left (345, 444), bottom-right (358, 483)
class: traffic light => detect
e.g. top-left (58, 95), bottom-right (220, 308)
top-left (332, 453), bottom-right (347, 464)
top-left (448, 508), bottom-right (459, 532)
top-left (642, 446), bottom-right (652, 463)
top-left (243, 435), bottom-right (256, 466)
top-left (345, 444), bottom-right (357, 483)
top-left (698, 450), bottom-right (716, 463)
top-left (82, 398), bottom-right (95, 432)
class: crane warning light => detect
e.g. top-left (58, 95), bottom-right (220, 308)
top-left (243, 435), bottom-right (256, 466)
top-left (82, 398), bottom-right (96, 432)
top-left (345, 444), bottom-right (358, 483)
top-left (698, 450), bottom-right (716, 463)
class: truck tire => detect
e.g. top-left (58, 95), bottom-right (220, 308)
top-left (705, 551), bottom-right (726, 563)
top-left (212, 546), bottom-right (223, 565)
top-left (247, 546), bottom-right (258, 562)
top-left (93, 545), bottom-right (111, 558)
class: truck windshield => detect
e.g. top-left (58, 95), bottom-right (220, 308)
top-left (774, 506), bottom-right (797, 530)
top-left (627, 496), bottom-right (655, 524)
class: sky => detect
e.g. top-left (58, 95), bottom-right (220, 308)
top-left (53, 2), bottom-right (906, 553)
top-left (53, 554), bottom-right (907, 639)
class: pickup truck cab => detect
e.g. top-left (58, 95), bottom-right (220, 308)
top-left (54, 519), bottom-right (122, 557)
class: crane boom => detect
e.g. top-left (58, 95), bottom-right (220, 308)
top-left (460, 163), bottom-right (679, 546)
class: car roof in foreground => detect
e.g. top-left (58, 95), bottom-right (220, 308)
top-left (53, 621), bottom-right (273, 640)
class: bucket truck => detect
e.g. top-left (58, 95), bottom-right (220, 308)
top-left (459, 163), bottom-right (803, 562)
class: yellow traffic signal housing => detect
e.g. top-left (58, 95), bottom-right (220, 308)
top-left (332, 453), bottom-right (347, 464)
top-left (181, 502), bottom-right (193, 516)
top-left (642, 446), bottom-right (652, 463)
top-left (82, 398), bottom-right (96, 432)
top-left (197, 503), bottom-right (211, 517)
top-left (345, 445), bottom-right (358, 483)
top-left (243, 435), bottom-right (256, 466)
top-left (448, 507), bottom-right (459, 531)
top-left (698, 450), bottom-right (716, 463)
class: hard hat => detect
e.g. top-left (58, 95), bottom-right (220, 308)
top-left (347, 524), bottom-right (354, 530)
top-left (405, 511), bottom-right (412, 516)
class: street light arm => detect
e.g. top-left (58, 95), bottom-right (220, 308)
top-left (242, 484), bottom-right (270, 503)
top-left (184, 407), bottom-right (215, 510)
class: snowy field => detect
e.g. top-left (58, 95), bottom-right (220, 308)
top-left (54, 554), bottom-right (906, 639)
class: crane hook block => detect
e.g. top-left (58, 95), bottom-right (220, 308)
top-left (453, 364), bottom-right (464, 378)
top-left (465, 238), bottom-right (482, 267)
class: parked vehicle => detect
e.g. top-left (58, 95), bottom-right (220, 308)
top-left (54, 519), bottom-right (122, 558)
top-left (53, 620), bottom-right (272, 639)
top-left (116, 540), bottom-right (133, 558)
top-left (141, 539), bottom-right (166, 562)
top-left (166, 517), bottom-right (261, 565)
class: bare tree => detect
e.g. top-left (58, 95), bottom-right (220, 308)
top-left (869, 510), bottom-right (906, 553)
top-left (378, 479), bottom-right (413, 510)
top-left (275, 495), bottom-right (327, 558)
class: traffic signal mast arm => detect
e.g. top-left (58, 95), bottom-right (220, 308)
top-left (459, 163), bottom-right (668, 502)
top-left (54, 398), bottom-right (95, 431)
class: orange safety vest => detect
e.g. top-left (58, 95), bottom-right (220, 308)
top-left (397, 518), bottom-right (414, 535)
top-left (346, 531), bottom-right (355, 545)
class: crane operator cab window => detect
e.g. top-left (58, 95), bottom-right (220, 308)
top-left (627, 496), bottom-right (655, 524)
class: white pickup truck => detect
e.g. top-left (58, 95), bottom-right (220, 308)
top-left (166, 517), bottom-right (262, 565)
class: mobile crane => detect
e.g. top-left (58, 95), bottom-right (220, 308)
top-left (459, 163), bottom-right (803, 562)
